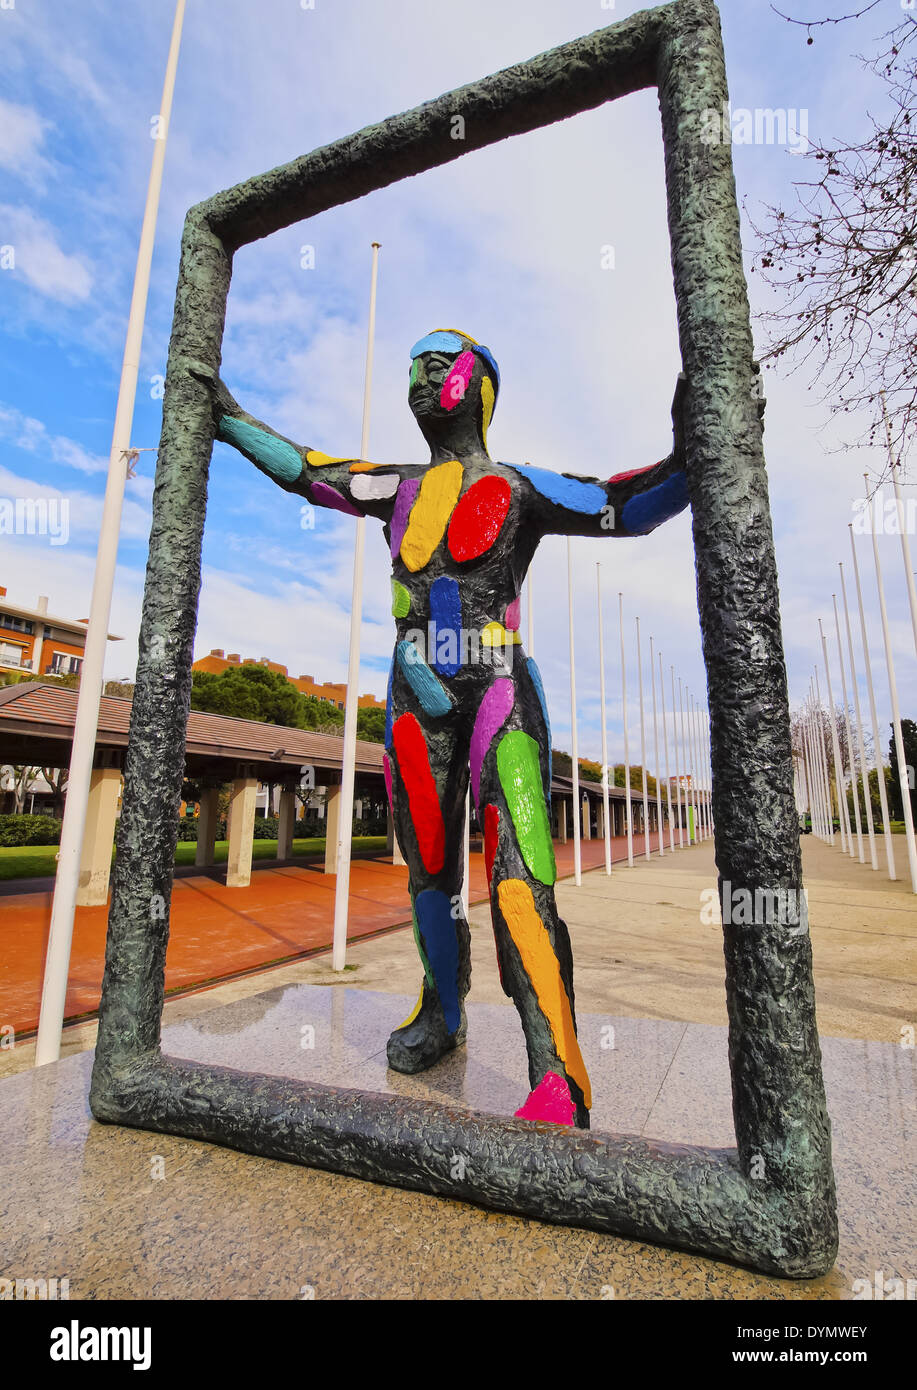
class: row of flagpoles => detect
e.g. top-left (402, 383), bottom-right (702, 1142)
top-left (799, 438), bottom-right (917, 893)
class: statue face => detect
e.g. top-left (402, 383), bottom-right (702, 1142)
top-left (408, 349), bottom-right (481, 425)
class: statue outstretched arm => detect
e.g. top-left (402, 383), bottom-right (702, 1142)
top-left (187, 363), bottom-right (400, 521)
top-left (519, 374), bottom-right (692, 540)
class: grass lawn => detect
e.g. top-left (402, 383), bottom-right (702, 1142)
top-left (0, 836), bottom-right (389, 883)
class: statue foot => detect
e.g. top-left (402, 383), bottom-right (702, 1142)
top-left (514, 1071), bottom-right (590, 1129)
top-left (386, 984), bottom-right (466, 1075)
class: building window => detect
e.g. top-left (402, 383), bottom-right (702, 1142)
top-left (0, 642), bottom-right (27, 667)
top-left (49, 652), bottom-right (83, 675)
top-left (0, 614), bottom-right (35, 635)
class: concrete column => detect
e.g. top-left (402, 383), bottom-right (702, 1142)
top-left (324, 784), bottom-right (342, 874)
top-left (76, 766), bottom-right (122, 906)
top-left (386, 807), bottom-right (405, 866)
top-left (596, 798), bottom-right (604, 839)
top-left (195, 787), bottom-right (220, 867)
top-left (559, 799), bottom-right (567, 844)
top-left (582, 794), bottom-right (592, 840)
top-left (226, 777), bottom-right (257, 887)
top-left (277, 788), bottom-right (296, 860)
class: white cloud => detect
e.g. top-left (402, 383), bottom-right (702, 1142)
top-left (0, 402), bottom-right (107, 473)
top-left (0, 205), bottom-right (92, 302)
top-left (0, 98), bottom-right (50, 180)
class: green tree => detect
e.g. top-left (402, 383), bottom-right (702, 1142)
top-left (888, 719), bottom-right (917, 819)
top-left (356, 706), bottom-right (386, 743)
top-left (191, 666), bottom-right (308, 728)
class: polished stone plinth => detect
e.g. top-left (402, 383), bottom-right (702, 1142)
top-left (2, 982), bottom-right (913, 1299)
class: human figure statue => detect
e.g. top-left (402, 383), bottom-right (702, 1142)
top-left (191, 330), bottom-right (688, 1129)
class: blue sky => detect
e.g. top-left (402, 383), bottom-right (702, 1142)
top-left (1, 0), bottom-right (914, 769)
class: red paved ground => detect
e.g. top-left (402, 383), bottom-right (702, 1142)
top-left (2, 833), bottom-right (669, 1034)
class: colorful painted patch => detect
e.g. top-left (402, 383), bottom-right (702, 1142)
top-left (414, 890), bottom-right (462, 1033)
top-left (218, 417), bottom-right (303, 485)
top-left (510, 462), bottom-right (606, 514)
top-left (390, 477), bottom-right (421, 560)
top-left (481, 621), bottom-right (522, 647)
top-left (504, 594), bottom-right (521, 631)
top-left (396, 640), bottom-right (454, 717)
top-left (310, 481), bottom-right (362, 516)
top-left (390, 578), bottom-right (411, 619)
top-left (483, 803), bottom-right (500, 887)
top-left (397, 984), bottom-right (425, 1031)
top-left (514, 1072), bottom-right (576, 1126)
top-left (620, 471), bottom-right (690, 535)
top-left (384, 658), bottom-right (395, 749)
top-left (383, 751), bottom-right (393, 809)
top-left (399, 459), bottom-right (463, 572)
top-left (429, 575), bottom-right (462, 677)
top-left (351, 472), bottom-right (399, 501)
top-left (440, 350), bottom-right (475, 410)
top-left (607, 461), bottom-right (660, 486)
top-left (392, 712), bottom-right (445, 874)
top-left (526, 658), bottom-right (552, 799)
top-left (349, 459), bottom-right (382, 473)
top-left (481, 374), bottom-right (495, 446)
top-left (497, 878), bottom-right (591, 1107)
top-left (496, 730), bottom-right (556, 885)
top-left (447, 475), bottom-right (511, 562)
top-left (305, 449), bottom-right (351, 468)
top-left (469, 678), bottom-right (515, 810)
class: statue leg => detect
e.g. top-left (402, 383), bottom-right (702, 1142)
top-left (475, 657), bottom-right (592, 1129)
top-left (385, 664), bottom-right (472, 1075)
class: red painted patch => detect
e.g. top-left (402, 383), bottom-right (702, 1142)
top-left (483, 803), bottom-right (500, 887)
top-left (514, 1071), bottom-right (576, 1125)
top-left (607, 460), bottom-right (663, 486)
top-left (447, 476), bottom-right (511, 562)
top-left (391, 713), bottom-right (445, 874)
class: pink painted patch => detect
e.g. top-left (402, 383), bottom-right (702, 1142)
top-left (439, 350), bottom-right (475, 411)
top-left (383, 752), bottom-right (393, 810)
top-left (504, 594), bottom-right (521, 631)
top-left (469, 677), bottom-right (515, 811)
top-left (514, 1071), bottom-right (576, 1126)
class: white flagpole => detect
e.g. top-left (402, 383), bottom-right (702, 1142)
top-left (659, 651), bottom-right (675, 851)
top-left (635, 617), bottom-right (650, 860)
top-left (694, 697), bottom-right (708, 840)
top-left (833, 594), bottom-right (863, 861)
top-left (596, 565), bottom-right (612, 875)
top-left (649, 636), bottom-right (664, 856)
top-left (840, 562), bottom-right (878, 869)
top-left (35, 0), bottom-right (187, 1067)
top-left (678, 677), bottom-right (691, 843)
top-left (687, 691), bottom-right (701, 842)
top-left (567, 538), bottom-right (582, 885)
top-left (801, 694), bottom-right (818, 838)
top-left (813, 666), bottom-right (836, 846)
top-left (881, 391), bottom-right (917, 661)
top-left (671, 666), bottom-right (684, 847)
top-left (818, 621), bottom-right (848, 852)
top-left (620, 593), bottom-right (634, 867)
top-left (866, 474), bottom-right (917, 893)
top-left (849, 523), bottom-right (896, 879)
top-left (332, 242), bottom-right (381, 971)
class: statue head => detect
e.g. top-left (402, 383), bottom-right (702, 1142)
top-left (408, 329), bottom-right (500, 457)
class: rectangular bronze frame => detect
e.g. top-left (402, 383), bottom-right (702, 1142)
top-left (90, 0), bottom-right (838, 1278)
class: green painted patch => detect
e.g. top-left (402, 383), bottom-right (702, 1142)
top-left (496, 730), bottom-right (556, 885)
top-left (391, 578), bottom-right (411, 618)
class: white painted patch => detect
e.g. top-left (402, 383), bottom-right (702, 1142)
top-left (350, 472), bottom-right (400, 501)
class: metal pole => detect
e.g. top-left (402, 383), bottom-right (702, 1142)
top-left (833, 594), bottom-right (863, 861)
top-left (881, 390), bottom-right (917, 662)
top-left (660, 650), bottom-right (675, 851)
top-left (596, 564), bottom-right (612, 875)
top-left (636, 617), bottom-right (650, 860)
top-left (840, 562), bottom-right (877, 869)
top-left (849, 524), bottom-right (896, 879)
top-left (671, 666), bottom-right (684, 848)
top-left (567, 538), bottom-right (581, 885)
top-left (35, 0), bottom-right (187, 1066)
top-left (650, 636), bottom-right (664, 856)
top-left (813, 666), bottom-right (836, 847)
top-left (818, 621), bottom-right (848, 853)
top-left (332, 241), bottom-right (381, 970)
top-left (866, 474), bottom-right (917, 893)
top-left (620, 593), bottom-right (633, 867)
top-left (678, 676), bottom-right (691, 843)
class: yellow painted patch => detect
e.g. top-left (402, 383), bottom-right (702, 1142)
top-left (397, 985), bottom-right (425, 1031)
top-left (306, 450), bottom-right (351, 468)
top-left (348, 459), bottom-right (380, 473)
top-left (496, 878), bottom-right (592, 1107)
top-left (481, 622), bottom-right (522, 647)
top-left (399, 459), bottom-right (463, 572)
top-left (481, 374), bottom-right (495, 447)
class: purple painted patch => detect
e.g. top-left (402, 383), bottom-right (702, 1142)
top-left (383, 752), bottom-right (393, 809)
top-left (504, 594), bottom-right (521, 631)
top-left (469, 678), bottom-right (515, 810)
top-left (310, 481), bottom-right (362, 516)
top-left (390, 477), bottom-right (420, 559)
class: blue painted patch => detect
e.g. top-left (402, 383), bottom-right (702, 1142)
top-left (429, 576), bottom-right (463, 677)
top-left (415, 889), bottom-right (461, 1032)
top-left (409, 332), bottom-right (500, 391)
top-left (218, 416), bottom-right (303, 484)
top-left (510, 463), bottom-right (606, 514)
top-left (621, 470), bottom-right (690, 535)
top-left (384, 656), bottom-right (395, 749)
top-left (396, 640), bottom-right (453, 717)
top-left (527, 657), bottom-right (552, 799)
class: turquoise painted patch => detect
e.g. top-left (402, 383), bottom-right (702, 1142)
top-left (496, 730), bottom-right (556, 886)
top-left (396, 640), bottom-right (454, 717)
top-left (219, 416), bottom-right (303, 484)
top-left (527, 657), bottom-right (552, 800)
top-left (510, 462), bottom-right (606, 514)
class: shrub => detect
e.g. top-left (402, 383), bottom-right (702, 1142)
top-left (0, 813), bottom-right (63, 846)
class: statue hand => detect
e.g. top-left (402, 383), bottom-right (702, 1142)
top-left (187, 360), bottom-right (240, 427)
